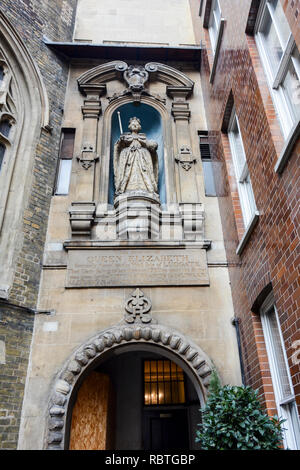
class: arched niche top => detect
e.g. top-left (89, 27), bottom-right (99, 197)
top-left (77, 60), bottom-right (194, 95)
top-left (0, 11), bottom-right (50, 130)
top-left (145, 62), bottom-right (194, 88)
top-left (45, 322), bottom-right (214, 449)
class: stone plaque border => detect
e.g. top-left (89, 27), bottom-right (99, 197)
top-left (65, 246), bottom-right (210, 288)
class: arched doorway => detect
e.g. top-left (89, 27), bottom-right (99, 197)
top-left (45, 323), bottom-right (213, 450)
top-left (68, 345), bottom-right (201, 450)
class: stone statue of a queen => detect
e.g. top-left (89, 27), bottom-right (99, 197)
top-left (113, 117), bottom-right (159, 197)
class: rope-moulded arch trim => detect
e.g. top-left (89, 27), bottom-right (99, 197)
top-left (45, 323), bottom-right (213, 449)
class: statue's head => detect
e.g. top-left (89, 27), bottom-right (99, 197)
top-left (128, 117), bottom-right (141, 133)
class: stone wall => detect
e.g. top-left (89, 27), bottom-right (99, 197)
top-left (0, 307), bottom-right (34, 449)
top-left (74, 0), bottom-right (195, 46)
top-left (0, 0), bottom-right (76, 449)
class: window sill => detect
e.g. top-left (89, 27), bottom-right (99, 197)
top-left (274, 119), bottom-right (300, 174)
top-left (236, 211), bottom-right (260, 256)
top-left (209, 18), bottom-right (225, 84)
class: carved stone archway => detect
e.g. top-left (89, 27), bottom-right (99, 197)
top-left (0, 11), bottom-right (50, 298)
top-left (45, 322), bottom-right (214, 450)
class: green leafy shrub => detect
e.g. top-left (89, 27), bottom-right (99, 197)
top-left (196, 372), bottom-right (284, 450)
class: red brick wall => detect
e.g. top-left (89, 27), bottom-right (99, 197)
top-left (282, 0), bottom-right (300, 48)
top-left (191, 0), bottom-right (300, 416)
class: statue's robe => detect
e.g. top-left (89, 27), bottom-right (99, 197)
top-left (114, 133), bottom-right (159, 195)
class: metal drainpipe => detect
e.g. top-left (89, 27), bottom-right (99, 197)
top-left (231, 317), bottom-right (246, 386)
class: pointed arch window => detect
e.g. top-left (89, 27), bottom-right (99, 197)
top-left (0, 143), bottom-right (5, 171)
top-left (0, 119), bottom-right (12, 138)
top-left (0, 10), bottom-right (49, 299)
top-left (0, 53), bottom-right (19, 226)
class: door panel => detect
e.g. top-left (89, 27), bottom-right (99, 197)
top-left (69, 372), bottom-right (115, 450)
top-left (143, 409), bottom-right (189, 450)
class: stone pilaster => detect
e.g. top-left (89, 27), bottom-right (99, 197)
top-left (168, 85), bottom-right (199, 203)
top-left (76, 84), bottom-right (106, 201)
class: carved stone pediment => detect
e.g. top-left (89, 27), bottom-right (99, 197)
top-left (77, 61), bottom-right (194, 103)
top-left (107, 63), bottom-right (165, 103)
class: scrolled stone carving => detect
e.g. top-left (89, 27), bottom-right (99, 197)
top-left (144, 63), bottom-right (158, 73)
top-left (115, 62), bottom-right (128, 73)
top-left (175, 145), bottom-right (197, 171)
top-left (77, 142), bottom-right (99, 170)
top-left (125, 288), bottom-right (152, 324)
top-left (107, 63), bottom-right (165, 103)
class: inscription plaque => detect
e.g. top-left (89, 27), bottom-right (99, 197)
top-left (66, 249), bottom-right (209, 287)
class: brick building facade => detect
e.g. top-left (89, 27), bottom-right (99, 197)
top-left (191, 0), bottom-right (300, 447)
top-left (0, 0), bottom-right (299, 450)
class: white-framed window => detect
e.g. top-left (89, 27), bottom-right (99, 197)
top-left (260, 294), bottom-right (300, 449)
top-left (228, 108), bottom-right (257, 228)
top-left (55, 128), bottom-right (75, 195)
top-left (255, 0), bottom-right (300, 139)
top-left (208, 0), bottom-right (222, 54)
top-left (199, 131), bottom-right (217, 196)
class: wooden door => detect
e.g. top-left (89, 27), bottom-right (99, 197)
top-left (69, 371), bottom-right (115, 450)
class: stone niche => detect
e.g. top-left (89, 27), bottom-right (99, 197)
top-left (64, 60), bottom-right (211, 288)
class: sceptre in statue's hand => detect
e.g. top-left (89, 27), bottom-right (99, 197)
top-left (117, 111), bottom-right (123, 135)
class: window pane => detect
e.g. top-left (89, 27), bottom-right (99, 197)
top-left (60, 129), bottom-right (75, 159)
top-left (261, 7), bottom-right (283, 76)
top-left (209, 1), bottom-right (221, 52)
top-left (56, 159), bottom-right (72, 195)
top-left (209, 17), bottom-right (218, 51)
top-left (144, 382), bottom-right (151, 405)
top-left (244, 173), bottom-right (256, 224)
top-left (0, 66), bottom-right (4, 83)
top-left (202, 161), bottom-right (217, 196)
top-left (0, 142), bottom-right (5, 171)
top-left (0, 120), bottom-right (11, 138)
top-left (214, 0), bottom-right (221, 24)
top-left (282, 50), bottom-right (300, 122)
top-left (143, 359), bottom-right (185, 406)
top-left (231, 119), bottom-right (247, 176)
top-left (150, 382), bottom-right (158, 405)
top-left (158, 381), bottom-right (164, 405)
top-left (229, 112), bottom-right (256, 227)
top-left (270, 0), bottom-right (291, 48)
top-left (267, 307), bottom-right (292, 400)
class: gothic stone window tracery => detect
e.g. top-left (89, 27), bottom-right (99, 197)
top-left (0, 55), bottom-right (18, 176)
